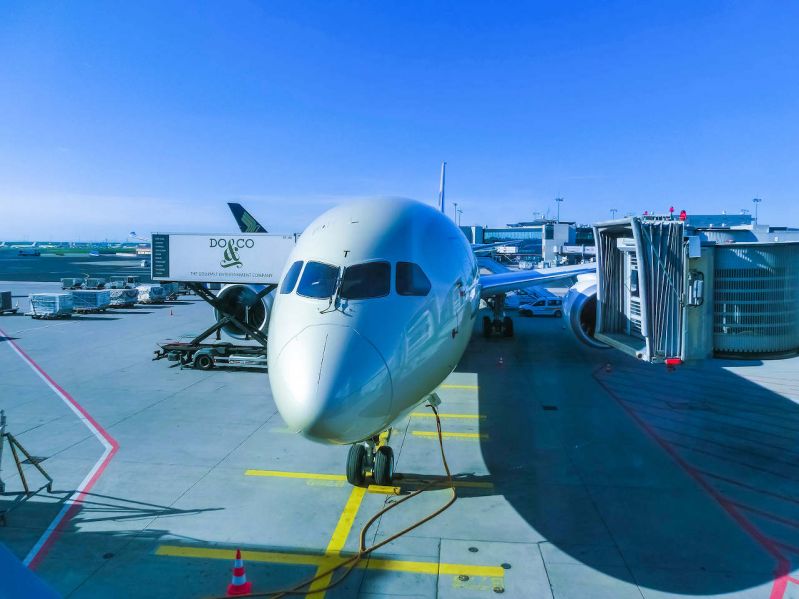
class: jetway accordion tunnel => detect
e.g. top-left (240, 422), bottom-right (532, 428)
top-left (585, 217), bottom-right (799, 362)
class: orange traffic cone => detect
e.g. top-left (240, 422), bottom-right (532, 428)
top-left (227, 549), bottom-right (252, 596)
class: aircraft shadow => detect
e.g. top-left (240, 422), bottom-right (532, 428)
top-left (458, 313), bottom-right (799, 595)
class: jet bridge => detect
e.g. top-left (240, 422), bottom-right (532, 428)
top-left (594, 217), bottom-right (799, 362)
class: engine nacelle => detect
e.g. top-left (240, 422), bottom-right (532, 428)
top-left (563, 276), bottom-right (607, 348)
top-left (214, 284), bottom-right (274, 340)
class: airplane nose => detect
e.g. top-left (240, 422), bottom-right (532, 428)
top-left (271, 325), bottom-right (393, 443)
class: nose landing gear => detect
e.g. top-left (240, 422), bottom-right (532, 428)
top-left (346, 429), bottom-right (394, 487)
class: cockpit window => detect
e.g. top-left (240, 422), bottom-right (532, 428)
top-left (280, 260), bottom-right (304, 294)
top-left (396, 262), bottom-right (431, 296)
top-left (296, 261), bottom-right (339, 299)
top-left (340, 261), bottom-right (390, 300)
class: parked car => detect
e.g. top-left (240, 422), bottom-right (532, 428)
top-left (519, 298), bottom-right (563, 317)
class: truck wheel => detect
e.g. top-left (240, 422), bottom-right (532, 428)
top-left (554, 310), bottom-right (562, 318)
top-left (194, 354), bottom-right (214, 370)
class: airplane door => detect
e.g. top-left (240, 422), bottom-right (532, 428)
top-left (451, 278), bottom-right (466, 337)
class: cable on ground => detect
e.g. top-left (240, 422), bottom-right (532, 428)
top-left (218, 401), bottom-right (457, 598)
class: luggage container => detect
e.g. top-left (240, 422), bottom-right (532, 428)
top-left (109, 288), bottom-right (139, 308)
top-left (29, 293), bottom-right (73, 319)
top-left (72, 290), bottom-right (111, 313)
top-left (0, 291), bottom-right (18, 315)
top-left (60, 278), bottom-right (83, 290)
top-left (83, 278), bottom-right (105, 289)
top-left (137, 285), bottom-right (166, 304)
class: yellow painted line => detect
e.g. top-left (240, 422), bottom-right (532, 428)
top-left (410, 412), bottom-right (485, 420)
top-left (307, 485), bottom-right (367, 597)
top-left (244, 470), bottom-right (398, 494)
top-left (411, 431), bottom-right (488, 440)
top-left (308, 488), bottom-right (366, 595)
top-left (367, 484), bottom-right (401, 495)
top-left (155, 545), bottom-right (505, 578)
top-left (439, 384), bottom-right (479, 390)
top-left (155, 545), bottom-right (321, 566)
top-left (245, 469), bottom-right (345, 481)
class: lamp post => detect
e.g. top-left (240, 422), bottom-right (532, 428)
top-left (453, 201), bottom-right (458, 223)
top-left (752, 198), bottom-right (762, 223)
top-left (610, 208), bottom-right (618, 220)
top-left (555, 197), bottom-right (564, 222)
top-left (456, 208), bottom-right (463, 227)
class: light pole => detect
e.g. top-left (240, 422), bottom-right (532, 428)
top-left (456, 208), bottom-right (463, 226)
top-left (453, 201), bottom-right (458, 223)
top-left (752, 198), bottom-right (762, 223)
top-left (555, 197), bottom-right (564, 222)
top-left (610, 208), bottom-right (618, 220)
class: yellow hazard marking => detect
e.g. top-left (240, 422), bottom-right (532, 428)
top-left (155, 544), bottom-right (505, 578)
top-left (410, 412), bottom-right (485, 420)
top-left (411, 431), bottom-right (488, 440)
top-left (307, 485), bottom-right (367, 597)
top-left (245, 469), bottom-right (344, 481)
top-left (244, 470), bottom-right (398, 494)
top-left (245, 469), bottom-right (492, 491)
top-left (439, 384), bottom-right (479, 390)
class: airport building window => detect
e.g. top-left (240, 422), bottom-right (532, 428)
top-left (396, 262), bottom-right (431, 296)
top-left (280, 260), bottom-right (304, 294)
top-left (297, 261), bottom-right (340, 299)
top-left (340, 261), bottom-right (390, 300)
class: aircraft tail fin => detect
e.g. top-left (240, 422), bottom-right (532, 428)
top-left (228, 202), bottom-right (268, 233)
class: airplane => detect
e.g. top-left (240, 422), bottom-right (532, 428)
top-left (229, 202), bottom-right (268, 233)
top-left (265, 197), bottom-right (595, 487)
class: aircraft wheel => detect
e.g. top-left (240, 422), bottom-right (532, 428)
top-left (482, 316), bottom-right (492, 338)
top-left (502, 316), bottom-right (514, 337)
top-left (373, 446), bottom-right (394, 486)
top-left (346, 444), bottom-right (367, 486)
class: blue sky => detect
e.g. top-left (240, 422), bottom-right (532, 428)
top-left (1, 1), bottom-right (797, 239)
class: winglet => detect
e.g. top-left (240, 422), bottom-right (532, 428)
top-left (228, 202), bottom-right (267, 233)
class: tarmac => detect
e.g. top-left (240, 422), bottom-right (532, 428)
top-left (1, 279), bottom-right (799, 598)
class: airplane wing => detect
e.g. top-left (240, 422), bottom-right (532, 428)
top-left (228, 202), bottom-right (268, 233)
top-left (480, 263), bottom-right (596, 298)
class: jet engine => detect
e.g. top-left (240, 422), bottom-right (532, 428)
top-left (213, 284), bottom-right (275, 340)
top-left (562, 276), bottom-right (607, 348)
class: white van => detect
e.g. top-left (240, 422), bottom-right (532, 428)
top-left (519, 298), bottom-right (563, 318)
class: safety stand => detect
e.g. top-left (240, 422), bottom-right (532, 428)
top-left (0, 410), bottom-right (55, 526)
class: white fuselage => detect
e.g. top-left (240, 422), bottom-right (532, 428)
top-left (267, 198), bottom-right (480, 444)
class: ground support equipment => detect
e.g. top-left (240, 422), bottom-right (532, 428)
top-left (0, 411), bottom-right (54, 526)
top-left (152, 282), bottom-right (274, 370)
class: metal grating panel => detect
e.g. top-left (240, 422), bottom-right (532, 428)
top-left (713, 243), bottom-right (799, 354)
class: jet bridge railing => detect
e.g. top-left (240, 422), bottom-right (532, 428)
top-left (594, 218), bottom-right (700, 363)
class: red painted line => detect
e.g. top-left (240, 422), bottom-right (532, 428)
top-left (594, 367), bottom-right (791, 599)
top-left (0, 328), bottom-right (119, 570)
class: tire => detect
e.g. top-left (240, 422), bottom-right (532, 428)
top-left (346, 444), bottom-right (367, 486)
top-left (194, 354), bottom-right (214, 370)
top-left (482, 315), bottom-right (492, 338)
top-left (373, 446), bottom-right (394, 486)
top-left (502, 316), bottom-right (514, 337)
top-left (554, 310), bottom-right (562, 318)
